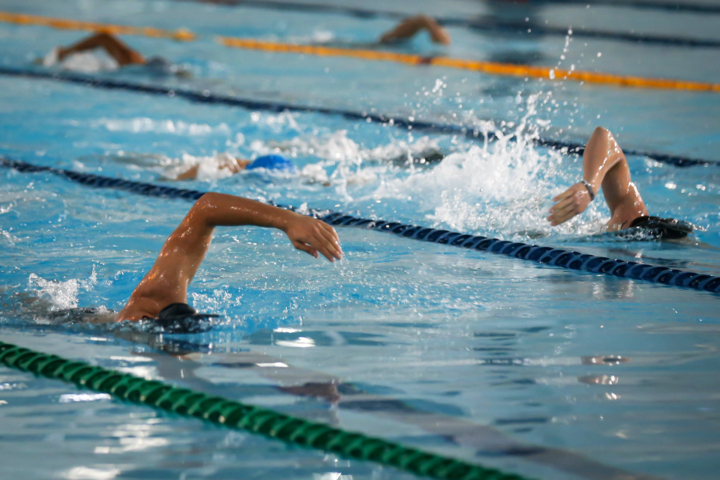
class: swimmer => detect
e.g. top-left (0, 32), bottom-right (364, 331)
top-left (44, 193), bottom-right (342, 330)
top-left (172, 153), bottom-right (297, 180)
top-left (378, 15), bottom-right (451, 46)
top-left (548, 127), bottom-right (694, 240)
top-left (312, 15), bottom-right (451, 48)
top-left (40, 32), bottom-right (190, 77)
top-left (122, 146), bottom-right (444, 182)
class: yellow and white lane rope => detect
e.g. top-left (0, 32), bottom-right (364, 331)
top-left (2, 10), bottom-right (718, 93)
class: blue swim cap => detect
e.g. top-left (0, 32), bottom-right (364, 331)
top-left (246, 154), bottom-right (298, 173)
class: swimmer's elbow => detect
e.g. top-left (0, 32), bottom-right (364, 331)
top-left (592, 126), bottom-right (614, 141)
top-left (188, 193), bottom-right (222, 227)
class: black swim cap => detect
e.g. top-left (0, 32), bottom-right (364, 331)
top-left (624, 216), bottom-right (695, 240)
top-left (150, 303), bottom-right (219, 333)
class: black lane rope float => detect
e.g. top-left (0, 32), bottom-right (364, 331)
top-left (538, 0), bottom-right (720, 14)
top-left (3, 156), bottom-right (720, 295)
top-left (182, 0), bottom-right (720, 48)
top-left (0, 66), bottom-right (716, 168)
top-left (0, 340), bottom-right (532, 480)
top-left (187, 0), bottom-right (720, 14)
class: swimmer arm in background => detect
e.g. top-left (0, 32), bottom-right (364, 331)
top-left (115, 193), bottom-right (342, 322)
top-left (548, 126), bottom-right (648, 231)
top-left (317, 15), bottom-right (451, 48)
top-left (170, 154), bottom-right (296, 180)
top-left (174, 157), bottom-right (251, 180)
top-left (58, 32), bottom-right (145, 66)
top-left (379, 15), bottom-right (452, 45)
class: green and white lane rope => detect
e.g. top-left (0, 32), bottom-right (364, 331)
top-left (0, 340), bottom-right (532, 480)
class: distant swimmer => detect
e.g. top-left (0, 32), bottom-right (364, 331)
top-left (44, 193), bottom-right (342, 330)
top-left (378, 15), bottom-right (451, 46)
top-left (39, 32), bottom-right (191, 77)
top-left (311, 14), bottom-right (451, 48)
top-left (110, 144), bottom-right (446, 182)
top-left (548, 126), bottom-right (695, 240)
top-left (167, 149), bottom-right (447, 180)
top-left (172, 153), bottom-right (298, 180)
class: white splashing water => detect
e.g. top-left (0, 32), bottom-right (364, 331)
top-left (368, 94), bottom-right (607, 238)
top-left (90, 117), bottom-right (231, 136)
top-left (256, 130), bottom-right (440, 164)
top-left (249, 112), bottom-right (301, 132)
top-left (252, 131), bottom-right (444, 198)
top-left (28, 267), bottom-right (97, 310)
top-left (286, 30), bottom-right (336, 44)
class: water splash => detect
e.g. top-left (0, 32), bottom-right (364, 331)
top-left (28, 266), bottom-right (97, 310)
top-left (286, 30), bottom-right (336, 44)
top-left (369, 94), bottom-right (606, 238)
top-left (88, 117), bottom-right (231, 136)
top-left (251, 131), bottom-right (445, 198)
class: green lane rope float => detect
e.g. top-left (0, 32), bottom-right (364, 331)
top-left (0, 340), bottom-right (531, 480)
top-left (2, 156), bottom-right (720, 296)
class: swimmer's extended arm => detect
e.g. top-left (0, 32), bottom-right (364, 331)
top-left (379, 15), bottom-right (451, 45)
top-left (58, 32), bottom-right (145, 66)
top-left (117, 193), bottom-right (342, 321)
top-left (174, 158), bottom-right (251, 181)
top-left (548, 127), bottom-right (648, 230)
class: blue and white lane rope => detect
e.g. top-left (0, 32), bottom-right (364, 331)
top-left (3, 156), bottom-right (720, 296)
top-left (0, 66), bottom-right (716, 169)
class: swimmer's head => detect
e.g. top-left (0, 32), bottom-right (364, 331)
top-left (628, 216), bottom-right (695, 240)
top-left (246, 154), bottom-right (298, 173)
top-left (145, 303), bottom-right (218, 333)
top-left (145, 56), bottom-right (193, 78)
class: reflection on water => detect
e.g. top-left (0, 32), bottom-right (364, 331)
top-left (1, 0), bottom-right (720, 478)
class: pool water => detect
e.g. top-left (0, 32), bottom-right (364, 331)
top-left (1, 0), bottom-right (719, 479)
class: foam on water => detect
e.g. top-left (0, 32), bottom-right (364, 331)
top-left (286, 30), bottom-right (337, 44)
top-left (73, 92), bottom-right (613, 238)
top-left (256, 130), bottom-right (442, 165)
top-left (88, 117), bottom-right (232, 136)
top-left (366, 95), bottom-right (608, 238)
top-left (27, 267), bottom-right (98, 311)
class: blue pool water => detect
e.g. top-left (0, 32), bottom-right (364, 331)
top-left (1, 0), bottom-right (720, 479)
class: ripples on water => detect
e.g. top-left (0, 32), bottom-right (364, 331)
top-left (1, 1), bottom-right (720, 479)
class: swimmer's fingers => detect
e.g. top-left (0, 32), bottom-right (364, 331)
top-left (284, 215), bottom-right (341, 262)
top-left (548, 203), bottom-right (577, 226)
top-left (552, 185), bottom-right (577, 203)
top-left (310, 228), bottom-right (341, 263)
top-left (316, 223), bottom-right (343, 260)
top-left (548, 184), bottom-right (590, 226)
top-left (292, 240), bottom-right (319, 259)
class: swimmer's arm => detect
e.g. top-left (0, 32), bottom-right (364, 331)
top-left (59, 32), bottom-right (145, 66)
top-left (173, 158), bottom-right (251, 181)
top-left (118, 193), bottom-right (342, 320)
top-left (379, 15), bottom-right (451, 45)
top-left (548, 127), bottom-right (648, 228)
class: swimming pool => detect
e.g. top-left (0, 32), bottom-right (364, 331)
top-left (1, 0), bottom-right (719, 479)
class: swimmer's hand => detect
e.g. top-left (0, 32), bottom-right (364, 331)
top-left (548, 182), bottom-right (593, 226)
top-left (282, 213), bottom-right (343, 262)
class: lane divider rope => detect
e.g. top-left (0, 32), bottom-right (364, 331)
top-left (176, 0), bottom-right (720, 48)
top-left (0, 11), bottom-right (195, 41)
top-left (217, 37), bottom-right (720, 92)
top-left (535, 0), bottom-right (720, 14)
top-left (206, 0), bottom-right (720, 15)
top-left (3, 156), bottom-right (720, 296)
top-left (0, 339), bottom-right (532, 480)
top-left (1, 10), bottom-right (719, 92)
top-left (0, 66), bottom-right (715, 169)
